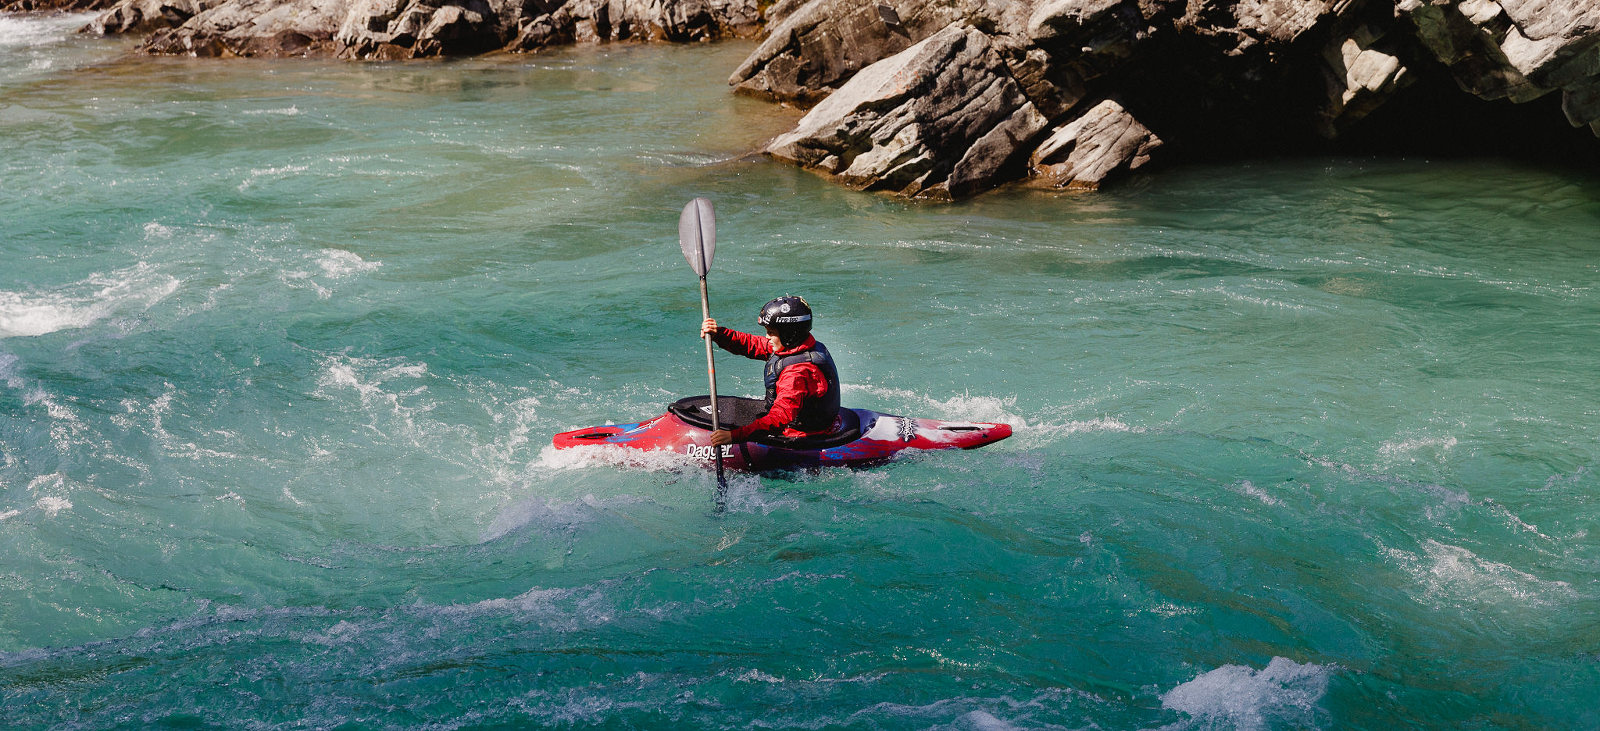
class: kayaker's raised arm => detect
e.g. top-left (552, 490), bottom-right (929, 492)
top-left (702, 318), bottom-right (773, 360)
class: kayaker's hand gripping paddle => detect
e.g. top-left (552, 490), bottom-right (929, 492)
top-left (678, 197), bottom-right (727, 509)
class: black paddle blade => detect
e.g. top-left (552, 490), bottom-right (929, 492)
top-left (678, 198), bottom-right (715, 277)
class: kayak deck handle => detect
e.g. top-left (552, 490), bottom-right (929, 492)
top-left (939, 425), bottom-right (982, 432)
top-left (569, 431), bottom-right (615, 440)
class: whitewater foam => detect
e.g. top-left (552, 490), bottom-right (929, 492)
top-left (843, 383), bottom-right (1148, 451)
top-left (316, 249), bottom-right (381, 278)
top-left (835, 690), bottom-right (1092, 730)
top-left (1384, 539), bottom-right (1575, 608)
top-left (1237, 480), bottom-right (1283, 506)
top-left (35, 495), bottom-right (71, 516)
top-left (1211, 281), bottom-right (1318, 313)
top-left (845, 384), bottom-right (1025, 426)
top-left (237, 163), bottom-right (310, 192)
top-left (1160, 657), bottom-right (1330, 730)
top-left (317, 355), bottom-right (430, 411)
top-left (441, 586), bottom-right (575, 617)
top-left (1378, 434), bottom-right (1459, 463)
top-left (482, 493), bottom-right (602, 541)
top-left (533, 441), bottom-right (700, 474)
top-left (719, 472), bottom-right (797, 515)
top-left (0, 352), bottom-right (21, 388)
top-left (277, 250), bottom-right (382, 299)
top-left (0, 13), bottom-right (95, 50)
top-left (470, 396), bottom-right (542, 488)
top-left (0, 263), bottom-right (180, 339)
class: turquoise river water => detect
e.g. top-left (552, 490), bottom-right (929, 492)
top-left (2, 13), bottom-right (1598, 730)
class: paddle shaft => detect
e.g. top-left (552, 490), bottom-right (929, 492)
top-left (699, 275), bottom-right (726, 489)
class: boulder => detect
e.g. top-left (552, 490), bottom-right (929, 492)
top-left (1173, 0), bottom-right (1337, 53)
top-left (1399, 0), bottom-right (1600, 129)
top-left (335, 0), bottom-right (513, 58)
top-left (1397, 0), bottom-right (1545, 102)
top-left (1496, 0), bottom-right (1600, 88)
top-left (1314, 22), bottom-right (1411, 137)
top-left (1021, 0), bottom-right (1165, 118)
top-left (85, 0), bottom-right (761, 58)
top-left (82, 0), bottom-right (222, 34)
top-left (3, 0), bottom-right (116, 11)
top-left (128, 0), bottom-right (345, 55)
top-left (765, 23), bottom-right (1049, 198)
top-left (1026, 97), bottom-right (1161, 190)
top-left (1564, 75), bottom-right (1600, 135)
top-left (729, 0), bottom-right (974, 104)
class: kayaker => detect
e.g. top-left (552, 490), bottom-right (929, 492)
top-left (699, 295), bottom-right (841, 447)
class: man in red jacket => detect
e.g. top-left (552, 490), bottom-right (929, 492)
top-left (699, 296), bottom-right (841, 447)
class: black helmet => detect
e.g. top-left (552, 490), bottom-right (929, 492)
top-left (757, 296), bottom-right (813, 346)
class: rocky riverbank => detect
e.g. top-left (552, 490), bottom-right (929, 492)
top-left (739, 0), bottom-right (1600, 197)
top-left (61, 0), bottom-right (763, 58)
top-left (9, 0), bottom-right (1600, 198)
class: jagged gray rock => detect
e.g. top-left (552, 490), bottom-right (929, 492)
top-left (748, 0), bottom-right (1600, 198)
top-left (728, 0), bottom-right (971, 104)
top-left (334, 0), bottom-right (516, 58)
top-left (138, 0), bottom-right (346, 55)
top-left (766, 24), bottom-right (1049, 199)
top-left (1027, 98), bottom-right (1160, 190)
top-left (1566, 76), bottom-right (1600, 135)
top-left (83, 0), bottom-right (222, 34)
top-left (81, 0), bottom-right (761, 58)
top-left (1399, 0), bottom-right (1600, 128)
top-left (2, 0), bottom-right (114, 11)
top-left (1315, 22), bottom-right (1411, 136)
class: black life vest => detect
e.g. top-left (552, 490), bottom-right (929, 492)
top-left (763, 340), bottom-right (841, 433)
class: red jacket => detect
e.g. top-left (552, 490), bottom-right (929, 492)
top-left (710, 329), bottom-right (833, 441)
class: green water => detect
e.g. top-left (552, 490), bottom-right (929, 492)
top-left (3, 15), bottom-right (1599, 729)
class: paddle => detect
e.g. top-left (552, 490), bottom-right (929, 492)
top-left (678, 197), bottom-right (727, 509)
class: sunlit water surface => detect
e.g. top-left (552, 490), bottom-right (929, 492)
top-left (2, 15), bottom-right (1598, 730)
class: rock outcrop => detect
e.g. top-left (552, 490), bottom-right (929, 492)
top-left (740, 0), bottom-right (1600, 197)
top-left (766, 25), bottom-right (1049, 198)
top-left (78, 0), bottom-right (761, 58)
top-left (1027, 97), bottom-right (1161, 190)
top-left (84, 0), bottom-right (224, 36)
top-left (728, 0), bottom-right (972, 104)
top-left (37, 0), bottom-right (1600, 197)
top-left (2, 0), bottom-right (115, 12)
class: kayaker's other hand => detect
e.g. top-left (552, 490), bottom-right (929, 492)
top-left (700, 318), bottom-right (718, 338)
top-left (709, 430), bottom-right (733, 446)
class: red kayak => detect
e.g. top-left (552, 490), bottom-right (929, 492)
top-left (551, 396), bottom-right (1012, 471)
